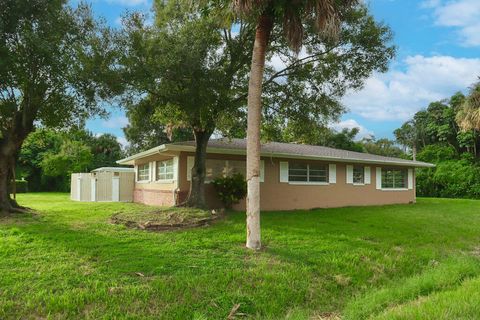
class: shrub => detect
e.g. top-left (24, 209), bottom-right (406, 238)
top-left (211, 173), bottom-right (247, 209)
top-left (10, 180), bottom-right (28, 193)
top-left (416, 158), bottom-right (480, 199)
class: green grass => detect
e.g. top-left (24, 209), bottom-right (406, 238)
top-left (1, 194), bottom-right (480, 319)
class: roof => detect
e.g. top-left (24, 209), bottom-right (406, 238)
top-left (117, 138), bottom-right (434, 168)
top-left (91, 167), bottom-right (135, 173)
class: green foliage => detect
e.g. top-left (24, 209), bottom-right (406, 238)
top-left (416, 144), bottom-right (457, 164)
top-left (10, 180), bottom-right (28, 193)
top-left (417, 159), bottom-right (480, 199)
top-left (362, 137), bottom-right (405, 158)
top-left (0, 0), bottom-right (119, 133)
top-left (211, 173), bottom-right (247, 209)
top-left (395, 87), bottom-right (480, 200)
top-left (41, 140), bottom-right (93, 177)
top-left (120, 2), bottom-right (395, 150)
top-left (18, 128), bottom-right (123, 191)
top-left (261, 5), bottom-right (396, 139)
top-left (123, 99), bottom-right (193, 155)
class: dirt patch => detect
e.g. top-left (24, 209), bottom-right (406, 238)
top-left (110, 207), bottom-right (224, 231)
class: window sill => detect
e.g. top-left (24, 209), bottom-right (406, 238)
top-left (353, 183), bottom-right (365, 186)
top-left (288, 182), bottom-right (329, 186)
top-left (136, 180), bottom-right (150, 184)
top-left (154, 179), bottom-right (175, 184)
top-left (380, 188), bottom-right (409, 191)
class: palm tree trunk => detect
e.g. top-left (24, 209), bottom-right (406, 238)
top-left (245, 13), bottom-right (273, 250)
top-left (184, 128), bottom-right (212, 209)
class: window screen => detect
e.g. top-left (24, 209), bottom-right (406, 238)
top-left (137, 163), bottom-right (149, 181)
top-left (156, 159), bottom-right (174, 181)
top-left (289, 163), bottom-right (328, 183)
top-left (381, 168), bottom-right (407, 188)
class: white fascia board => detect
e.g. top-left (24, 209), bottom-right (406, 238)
top-left (116, 145), bottom-right (168, 165)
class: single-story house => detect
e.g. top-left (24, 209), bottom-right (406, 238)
top-left (116, 138), bottom-right (434, 211)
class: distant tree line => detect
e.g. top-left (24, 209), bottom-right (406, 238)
top-left (17, 128), bottom-right (124, 192)
top-left (395, 82), bottom-right (480, 199)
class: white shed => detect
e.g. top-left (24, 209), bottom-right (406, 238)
top-left (71, 167), bottom-right (134, 202)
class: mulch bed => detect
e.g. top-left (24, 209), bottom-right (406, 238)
top-left (110, 210), bottom-right (225, 232)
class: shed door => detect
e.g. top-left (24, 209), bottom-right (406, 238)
top-left (112, 176), bottom-right (120, 202)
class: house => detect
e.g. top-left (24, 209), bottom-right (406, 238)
top-left (116, 138), bottom-right (434, 211)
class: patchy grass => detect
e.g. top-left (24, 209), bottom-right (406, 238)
top-left (111, 206), bottom-right (217, 230)
top-left (1, 194), bottom-right (480, 319)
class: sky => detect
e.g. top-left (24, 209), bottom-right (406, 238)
top-left (82, 0), bottom-right (480, 145)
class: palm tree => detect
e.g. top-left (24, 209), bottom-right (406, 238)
top-left (233, 0), bottom-right (358, 249)
top-left (457, 83), bottom-right (480, 131)
top-left (456, 83), bottom-right (480, 156)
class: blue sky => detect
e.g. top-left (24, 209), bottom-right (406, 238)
top-left (82, 0), bottom-right (480, 145)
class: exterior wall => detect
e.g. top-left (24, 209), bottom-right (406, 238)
top-left (132, 153), bottom-right (180, 206)
top-left (177, 152), bottom-right (416, 211)
top-left (133, 189), bottom-right (175, 206)
top-left (119, 172), bottom-right (135, 202)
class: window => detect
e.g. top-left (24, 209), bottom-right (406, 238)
top-left (137, 163), bottom-right (149, 181)
top-left (289, 163), bottom-right (328, 183)
top-left (187, 157), bottom-right (264, 182)
top-left (381, 168), bottom-right (407, 189)
top-left (156, 159), bottom-right (174, 181)
top-left (353, 165), bottom-right (364, 184)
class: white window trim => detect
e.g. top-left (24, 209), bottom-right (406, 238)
top-left (154, 179), bottom-right (175, 184)
top-left (380, 188), bottom-right (409, 191)
top-left (288, 181), bottom-right (329, 186)
top-left (353, 183), bottom-right (365, 186)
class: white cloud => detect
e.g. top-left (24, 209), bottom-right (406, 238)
top-left (116, 136), bottom-right (129, 147)
top-left (343, 55), bottom-right (480, 121)
top-left (427, 0), bottom-right (480, 47)
top-left (101, 116), bottom-right (129, 129)
top-left (330, 119), bottom-right (374, 140)
top-left (104, 0), bottom-right (149, 7)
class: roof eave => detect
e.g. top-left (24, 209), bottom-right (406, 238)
top-left (123, 143), bottom-right (434, 168)
top-left (116, 144), bottom-right (168, 165)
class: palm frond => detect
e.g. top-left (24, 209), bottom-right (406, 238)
top-left (233, 0), bottom-right (267, 15)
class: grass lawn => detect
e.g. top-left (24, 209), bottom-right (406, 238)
top-left (1, 193), bottom-right (480, 319)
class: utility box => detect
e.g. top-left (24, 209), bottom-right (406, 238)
top-left (70, 167), bottom-right (135, 202)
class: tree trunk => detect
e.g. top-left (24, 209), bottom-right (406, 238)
top-left (245, 14), bottom-right (273, 250)
top-left (0, 153), bottom-right (21, 214)
top-left (473, 129), bottom-right (477, 158)
top-left (184, 128), bottom-right (213, 209)
top-left (412, 145), bottom-right (417, 161)
top-left (0, 156), bottom-right (13, 214)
